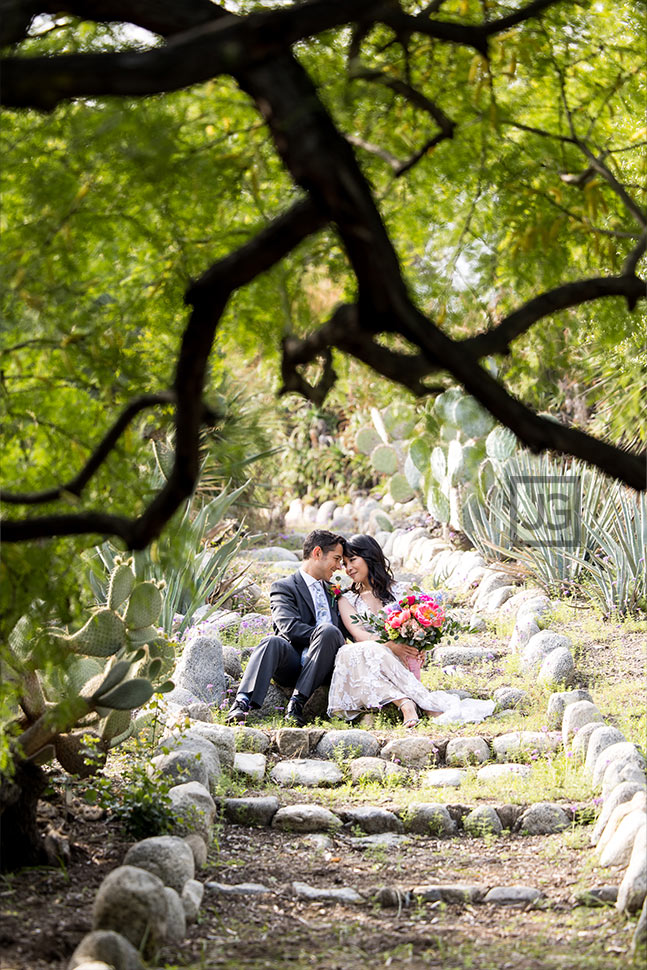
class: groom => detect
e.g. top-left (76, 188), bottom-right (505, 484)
top-left (226, 530), bottom-right (347, 727)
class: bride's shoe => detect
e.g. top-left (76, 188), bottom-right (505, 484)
top-left (399, 699), bottom-right (419, 729)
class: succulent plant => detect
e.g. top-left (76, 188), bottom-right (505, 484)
top-left (356, 391), bottom-right (520, 531)
top-left (9, 560), bottom-right (175, 775)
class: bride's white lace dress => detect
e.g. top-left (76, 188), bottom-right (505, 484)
top-left (327, 584), bottom-right (495, 725)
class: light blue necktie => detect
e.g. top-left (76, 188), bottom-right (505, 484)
top-left (311, 580), bottom-right (331, 626)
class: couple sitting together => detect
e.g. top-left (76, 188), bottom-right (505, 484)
top-left (226, 530), bottom-right (494, 729)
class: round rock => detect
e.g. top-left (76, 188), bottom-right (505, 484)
top-left (572, 721), bottom-right (605, 763)
top-left (422, 768), bottom-right (466, 788)
top-left (483, 886), bottom-right (543, 906)
top-left (599, 810), bottom-right (646, 868)
top-left (315, 729), bottom-right (380, 760)
top-left (234, 726), bottom-right (271, 753)
top-left (404, 803), bottom-right (455, 836)
top-left (593, 742), bottom-right (646, 788)
top-left (617, 823), bottom-right (647, 914)
top-left (92, 865), bottom-right (167, 957)
top-left (546, 689), bottom-right (593, 730)
top-left (493, 687), bottom-right (530, 711)
top-left (349, 757), bottom-right (407, 784)
top-left (381, 737), bottom-right (437, 768)
top-left (463, 806), bottom-right (503, 837)
top-left (168, 781), bottom-right (216, 839)
top-left (522, 632), bottom-right (572, 672)
top-left (270, 759), bottom-right (343, 788)
top-left (585, 726), bottom-right (626, 774)
top-left (272, 804), bottom-right (342, 833)
top-left (592, 782), bottom-right (647, 845)
top-left (477, 763), bottom-right (531, 782)
top-left (445, 736), bottom-right (490, 766)
top-left (168, 722), bottom-right (235, 769)
top-left (181, 879), bottom-right (204, 923)
top-left (602, 761), bottom-right (647, 798)
top-left (516, 802), bottom-right (569, 835)
top-left (223, 796), bottom-right (280, 827)
top-left (234, 752), bottom-right (266, 782)
top-left (124, 836), bottom-right (195, 894)
top-left (341, 806), bottom-right (404, 834)
top-left (537, 647), bottom-right (575, 687)
top-left (68, 930), bottom-right (143, 970)
top-left (163, 886), bottom-right (186, 944)
top-left (562, 701), bottom-right (603, 747)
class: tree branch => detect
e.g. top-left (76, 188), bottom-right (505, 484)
top-left (0, 0), bottom-right (392, 110)
top-left (280, 289), bottom-right (647, 490)
top-left (0, 392), bottom-right (175, 505)
top-left (462, 274), bottom-right (647, 357)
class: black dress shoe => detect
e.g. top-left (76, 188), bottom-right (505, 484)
top-left (225, 699), bottom-right (250, 723)
top-left (284, 698), bottom-right (306, 728)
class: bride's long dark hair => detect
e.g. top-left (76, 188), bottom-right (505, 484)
top-left (343, 534), bottom-right (396, 604)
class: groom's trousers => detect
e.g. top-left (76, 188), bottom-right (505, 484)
top-left (237, 623), bottom-right (345, 706)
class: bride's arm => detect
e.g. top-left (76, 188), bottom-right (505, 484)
top-left (338, 595), bottom-right (375, 642)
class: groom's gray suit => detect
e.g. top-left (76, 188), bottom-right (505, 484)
top-left (236, 570), bottom-right (347, 707)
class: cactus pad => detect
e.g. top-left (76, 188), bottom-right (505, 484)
top-left (426, 481), bottom-right (450, 523)
top-left (55, 731), bottom-right (106, 777)
top-left (100, 708), bottom-right (132, 742)
top-left (354, 426), bottom-right (382, 455)
top-left (453, 395), bottom-right (496, 439)
top-left (107, 561), bottom-right (136, 611)
top-left (370, 443), bottom-right (399, 475)
top-left (430, 446), bottom-right (447, 483)
top-left (124, 581), bottom-right (163, 629)
top-left (63, 609), bottom-right (126, 657)
top-left (390, 472), bottom-right (415, 504)
top-left (68, 657), bottom-right (103, 695)
top-left (486, 425), bottom-right (518, 463)
top-left (126, 624), bottom-right (160, 647)
top-left (404, 453), bottom-right (423, 491)
top-left (381, 403), bottom-right (417, 440)
top-left (432, 388), bottom-right (464, 427)
top-left (447, 439), bottom-right (465, 485)
top-left (99, 677), bottom-right (154, 710)
top-left (408, 436), bottom-right (431, 472)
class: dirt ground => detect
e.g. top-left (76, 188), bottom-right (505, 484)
top-left (1, 597), bottom-right (644, 970)
top-left (0, 789), bottom-right (640, 970)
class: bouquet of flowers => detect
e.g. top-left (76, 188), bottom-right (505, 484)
top-left (361, 590), bottom-right (461, 652)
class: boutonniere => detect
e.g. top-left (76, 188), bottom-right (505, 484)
top-left (327, 582), bottom-right (342, 602)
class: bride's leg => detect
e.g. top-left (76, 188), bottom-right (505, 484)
top-left (393, 697), bottom-right (419, 728)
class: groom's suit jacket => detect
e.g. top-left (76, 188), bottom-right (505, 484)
top-left (269, 570), bottom-right (347, 652)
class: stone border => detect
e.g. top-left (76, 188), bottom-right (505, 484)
top-left (553, 689), bottom-right (646, 949)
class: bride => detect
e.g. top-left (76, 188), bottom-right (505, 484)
top-left (327, 534), bottom-right (495, 728)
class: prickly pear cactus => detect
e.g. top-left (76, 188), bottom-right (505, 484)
top-left (371, 443), bottom-right (399, 475)
top-left (355, 426), bottom-right (382, 455)
top-left (10, 558), bottom-right (175, 777)
top-left (124, 581), bottom-right (163, 630)
top-left (107, 558), bottom-right (136, 611)
top-left (60, 608), bottom-right (126, 657)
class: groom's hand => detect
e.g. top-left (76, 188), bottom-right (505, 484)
top-left (389, 641), bottom-right (420, 663)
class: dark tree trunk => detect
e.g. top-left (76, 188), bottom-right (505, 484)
top-left (0, 760), bottom-right (49, 872)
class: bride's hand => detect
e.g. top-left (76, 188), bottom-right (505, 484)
top-left (388, 640), bottom-right (420, 663)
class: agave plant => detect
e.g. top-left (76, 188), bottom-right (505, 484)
top-left (462, 450), bottom-right (646, 614)
top-left (570, 490), bottom-right (647, 616)
top-left (90, 483), bottom-right (251, 637)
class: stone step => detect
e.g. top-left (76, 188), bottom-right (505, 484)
top-left (233, 726), bottom-right (564, 774)
top-left (205, 877), bottom-right (549, 909)
top-left (218, 796), bottom-right (589, 837)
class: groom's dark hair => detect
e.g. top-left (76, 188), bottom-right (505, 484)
top-left (303, 530), bottom-right (343, 560)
